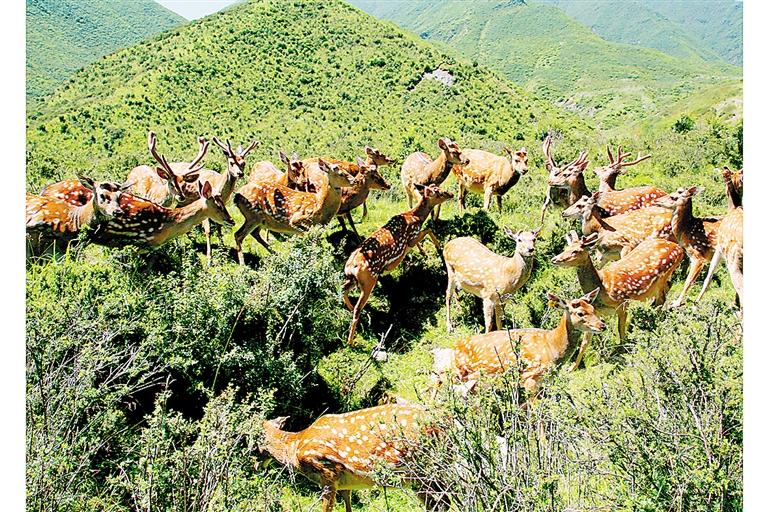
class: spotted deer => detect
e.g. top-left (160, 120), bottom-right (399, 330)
top-left (443, 227), bottom-right (541, 333)
top-left (343, 184), bottom-right (454, 345)
top-left (124, 131), bottom-right (208, 205)
top-left (591, 145), bottom-right (665, 214)
top-left (552, 231), bottom-right (684, 367)
top-left (653, 186), bottom-right (722, 307)
top-left (697, 168), bottom-right (744, 307)
top-left (540, 134), bottom-right (588, 223)
top-left (233, 160), bottom-right (356, 262)
top-left (27, 176), bottom-right (127, 255)
top-left (451, 147), bottom-right (528, 212)
top-left (431, 288), bottom-right (605, 397)
top-left (336, 157), bottom-right (391, 236)
top-left (260, 404), bottom-right (447, 512)
top-left (401, 137), bottom-right (469, 220)
top-left (562, 192), bottom-right (673, 262)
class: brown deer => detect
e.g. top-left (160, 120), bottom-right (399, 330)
top-left (443, 227), bottom-right (541, 333)
top-left (452, 147), bottom-right (528, 212)
top-left (551, 232), bottom-right (684, 367)
top-left (260, 404), bottom-right (447, 512)
top-left (232, 160), bottom-right (356, 262)
top-left (124, 131), bottom-right (208, 205)
top-left (697, 168), bottom-right (743, 307)
top-left (401, 137), bottom-right (469, 220)
top-left (591, 145), bottom-right (665, 214)
top-left (26, 176), bottom-right (126, 255)
top-left (336, 157), bottom-right (391, 236)
top-left (562, 192), bottom-right (673, 262)
top-left (653, 186), bottom-right (722, 307)
top-left (343, 184), bottom-right (454, 345)
top-left (87, 181), bottom-right (234, 249)
top-left (540, 134), bottom-right (589, 223)
top-left (431, 288), bottom-right (605, 397)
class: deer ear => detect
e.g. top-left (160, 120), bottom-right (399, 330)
top-left (518, 147), bottom-right (526, 155)
top-left (200, 181), bottom-right (213, 199)
top-left (356, 156), bottom-right (365, 167)
top-left (279, 151), bottom-right (289, 165)
top-left (437, 138), bottom-right (449, 150)
top-left (689, 186), bottom-right (703, 195)
top-left (78, 175), bottom-right (96, 191)
top-left (581, 287), bottom-right (601, 304)
top-left (183, 172), bottom-right (200, 183)
top-left (546, 292), bottom-right (565, 309)
top-left (155, 166), bottom-right (171, 180)
top-left (414, 183), bottom-right (426, 192)
top-left (502, 226), bottom-right (516, 239)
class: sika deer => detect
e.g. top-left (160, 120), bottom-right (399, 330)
top-left (551, 231), bottom-right (684, 367)
top-left (591, 145), bottom-right (665, 214)
top-left (431, 289), bottom-right (605, 397)
top-left (562, 192), bottom-right (673, 262)
top-left (233, 160), bottom-right (356, 262)
top-left (452, 147), bottom-right (528, 212)
top-left (343, 184), bottom-right (454, 345)
top-left (260, 404), bottom-right (447, 512)
top-left (336, 157), bottom-right (391, 236)
top-left (653, 187), bottom-right (722, 307)
top-left (540, 134), bottom-right (588, 222)
top-left (443, 227), bottom-right (541, 333)
top-left (401, 137), bottom-right (469, 220)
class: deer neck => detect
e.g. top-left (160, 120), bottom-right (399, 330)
top-left (427, 151), bottom-right (453, 184)
top-left (313, 179), bottom-right (345, 224)
top-left (262, 422), bottom-right (300, 469)
top-left (545, 310), bottom-right (579, 365)
top-left (160, 198), bottom-right (211, 241)
top-left (568, 175), bottom-right (590, 205)
top-left (582, 206), bottom-right (611, 235)
top-left (597, 178), bottom-right (616, 194)
top-left (69, 200), bottom-right (96, 230)
top-left (504, 250), bottom-right (533, 289)
top-left (725, 181), bottom-right (742, 211)
top-left (218, 167), bottom-right (240, 203)
top-left (670, 200), bottom-right (694, 240)
top-left (574, 254), bottom-right (604, 300)
top-left (410, 197), bottom-right (439, 224)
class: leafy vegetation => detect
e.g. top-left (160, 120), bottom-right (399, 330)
top-left (26, 0), bottom-right (184, 100)
top-left (26, 0), bottom-right (742, 510)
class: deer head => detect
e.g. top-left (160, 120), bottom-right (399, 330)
top-left (593, 145), bottom-right (651, 184)
top-left (437, 137), bottom-right (470, 166)
top-left (213, 137), bottom-right (259, 178)
top-left (364, 146), bottom-right (395, 166)
top-left (562, 192), bottom-right (600, 219)
top-left (147, 131), bottom-right (200, 202)
top-left (546, 289), bottom-right (606, 334)
top-left (653, 186), bottom-right (702, 210)
top-left (551, 231), bottom-right (600, 266)
top-left (355, 157), bottom-right (391, 191)
top-left (318, 159), bottom-right (356, 188)
top-left (199, 180), bottom-right (235, 227)
top-left (547, 150), bottom-right (589, 188)
top-left (503, 146), bottom-right (529, 175)
top-left (502, 225), bottom-right (542, 258)
top-left (77, 175), bottom-right (126, 218)
top-left (414, 183), bottom-right (454, 206)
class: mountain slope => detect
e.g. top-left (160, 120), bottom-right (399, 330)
top-left (26, 0), bottom-right (588, 190)
top-left (540, 1), bottom-right (742, 65)
top-left (348, 0), bottom-right (741, 128)
top-left (26, 0), bottom-right (185, 99)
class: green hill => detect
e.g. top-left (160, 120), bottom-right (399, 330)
top-left (26, 0), bottom-right (185, 100)
top-left (348, 0), bottom-right (741, 129)
top-left (541, 0), bottom-right (742, 65)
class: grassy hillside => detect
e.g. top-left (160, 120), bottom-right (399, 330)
top-left (26, 0), bottom-right (185, 100)
top-left (349, 0), bottom-right (741, 129)
top-left (541, 0), bottom-right (742, 65)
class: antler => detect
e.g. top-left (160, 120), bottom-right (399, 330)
top-left (607, 145), bottom-right (650, 171)
top-left (241, 140), bottom-right (260, 157)
top-left (187, 136), bottom-right (210, 171)
top-left (148, 131), bottom-right (176, 177)
top-left (542, 135), bottom-right (557, 172)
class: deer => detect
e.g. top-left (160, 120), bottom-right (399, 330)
top-left (343, 184), bottom-right (454, 345)
top-left (260, 403), bottom-right (448, 512)
top-left (540, 134), bottom-right (589, 223)
top-left (452, 147), bottom-right (528, 212)
top-left (232, 160), bottom-right (356, 263)
top-left (124, 131), bottom-right (208, 205)
top-left (653, 186), bottom-right (722, 307)
top-left (431, 288), bottom-right (605, 398)
top-left (591, 145), bottom-right (665, 214)
top-left (562, 192), bottom-right (673, 262)
top-left (443, 227), bottom-right (542, 334)
top-left (336, 157), bottom-right (391, 236)
top-left (697, 168), bottom-right (744, 307)
top-left (401, 137), bottom-right (469, 220)
top-left (551, 231), bottom-right (684, 367)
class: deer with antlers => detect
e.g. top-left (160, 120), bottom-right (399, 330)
top-left (401, 137), bottom-right (469, 220)
top-left (443, 227), bottom-right (541, 333)
top-left (653, 186), bottom-right (722, 307)
top-left (452, 146), bottom-right (528, 212)
top-left (551, 232), bottom-right (684, 367)
top-left (431, 288), bottom-right (605, 397)
top-left (27, 176), bottom-right (127, 256)
top-left (591, 145), bottom-right (664, 214)
top-left (540, 134), bottom-right (589, 223)
top-left (343, 184), bottom-right (454, 345)
top-left (233, 159), bottom-right (356, 262)
top-left (260, 403), bottom-right (447, 512)
top-left (124, 131), bottom-right (209, 205)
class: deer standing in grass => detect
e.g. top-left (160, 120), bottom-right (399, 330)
top-left (233, 160), bottom-right (356, 262)
top-left (401, 137), bottom-right (469, 220)
top-left (540, 134), bottom-right (588, 222)
top-left (451, 147), bottom-right (528, 212)
top-left (653, 186), bottom-right (722, 307)
top-left (335, 157), bottom-right (391, 236)
top-left (443, 227), bottom-right (541, 333)
top-left (260, 404), bottom-right (447, 512)
top-left (697, 168), bottom-right (743, 307)
top-left (551, 231), bottom-right (684, 367)
top-left (343, 184), bottom-right (454, 345)
top-left (124, 131), bottom-right (208, 205)
top-left (431, 289), bottom-right (605, 397)
top-left (590, 145), bottom-right (664, 214)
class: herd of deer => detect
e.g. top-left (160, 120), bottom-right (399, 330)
top-left (26, 131), bottom-right (743, 511)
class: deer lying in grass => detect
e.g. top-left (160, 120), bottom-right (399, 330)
top-left (562, 192), bottom-right (673, 262)
top-left (260, 404), bottom-right (447, 512)
top-left (233, 160), bottom-right (356, 262)
top-left (401, 137), bottom-right (469, 220)
top-left (431, 289), bottom-right (605, 397)
top-left (343, 184), bottom-right (454, 345)
top-left (696, 167), bottom-right (743, 308)
top-left (443, 227), bottom-right (541, 333)
top-left (452, 147), bottom-right (528, 212)
top-left (540, 134), bottom-right (588, 222)
top-left (26, 176), bottom-right (127, 255)
top-left (653, 186), bottom-right (722, 307)
top-left (125, 131), bottom-right (208, 205)
top-left (551, 231), bottom-right (684, 367)
top-left (591, 145), bottom-right (664, 214)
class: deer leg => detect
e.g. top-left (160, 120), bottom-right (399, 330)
top-left (361, 201), bottom-right (368, 219)
top-left (483, 188), bottom-right (493, 210)
top-left (202, 218), bottom-right (212, 267)
top-left (251, 229), bottom-right (275, 255)
top-left (338, 214), bottom-right (348, 232)
top-left (496, 194), bottom-right (503, 212)
top-left (415, 228), bottom-right (441, 252)
top-left (320, 484), bottom-right (338, 512)
top-left (346, 212), bottom-right (360, 237)
top-left (445, 265), bottom-right (455, 332)
top-left (696, 248), bottom-right (722, 303)
top-left (431, 203), bottom-right (442, 222)
top-left (458, 184), bottom-right (467, 212)
top-left (348, 275), bottom-right (375, 346)
top-left (672, 257), bottom-right (705, 307)
top-left (494, 302), bottom-right (503, 331)
top-left (482, 299), bottom-right (495, 334)
top-left (342, 277), bottom-right (357, 312)
top-left (234, 219), bottom-right (257, 266)
top-left (617, 304), bottom-right (628, 343)
top-left (340, 490), bottom-right (352, 512)
top-left (726, 252), bottom-right (743, 308)
top-left (540, 188), bottom-right (552, 224)
top-left (405, 185), bottom-right (414, 209)
top-left (571, 332), bottom-right (592, 371)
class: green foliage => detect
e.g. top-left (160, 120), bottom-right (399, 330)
top-left (26, 0), bottom-right (184, 100)
top-left (673, 115), bottom-right (696, 133)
